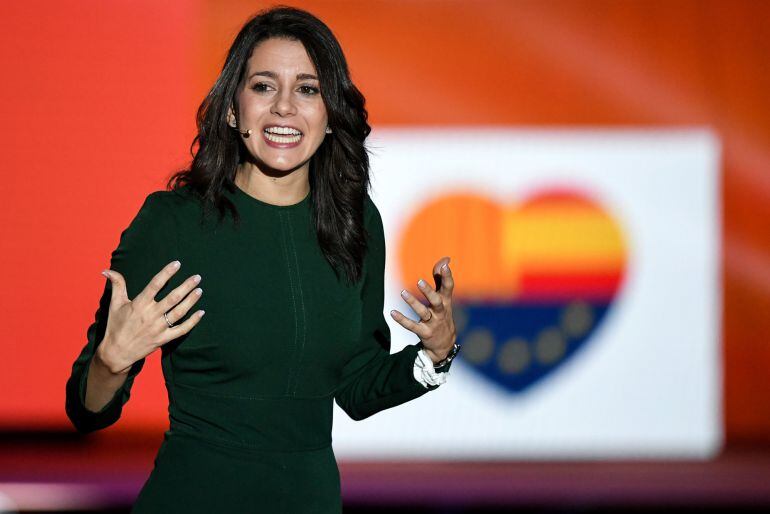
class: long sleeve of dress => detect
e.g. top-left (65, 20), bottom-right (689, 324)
top-left (333, 197), bottom-right (453, 421)
top-left (65, 192), bottom-right (176, 433)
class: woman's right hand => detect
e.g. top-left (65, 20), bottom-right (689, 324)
top-left (95, 260), bottom-right (205, 375)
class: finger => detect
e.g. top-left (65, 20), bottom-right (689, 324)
top-left (416, 277), bottom-right (444, 311)
top-left (157, 272), bottom-right (202, 314)
top-left (400, 288), bottom-right (433, 321)
top-left (159, 309), bottom-right (206, 345)
top-left (432, 256), bottom-right (451, 295)
top-left (102, 269), bottom-right (129, 307)
top-left (135, 260), bottom-right (181, 306)
top-left (389, 309), bottom-right (428, 337)
top-left (437, 261), bottom-right (454, 297)
top-left (164, 284), bottom-right (203, 325)
top-left (432, 256), bottom-right (451, 278)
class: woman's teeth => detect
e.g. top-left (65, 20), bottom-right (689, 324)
top-left (264, 131), bottom-right (302, 143)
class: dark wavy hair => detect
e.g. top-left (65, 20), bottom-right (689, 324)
top-left (166, 5), bottom-right (373, 285)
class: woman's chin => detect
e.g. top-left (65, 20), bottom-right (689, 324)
top-left (246, 154), bottom-right (309, 175)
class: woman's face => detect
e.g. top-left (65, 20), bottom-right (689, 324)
top-left (229, 37), bottom-right (329, 175)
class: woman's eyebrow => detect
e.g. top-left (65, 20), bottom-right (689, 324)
top-left (248, 71), bottom-right (318, 80)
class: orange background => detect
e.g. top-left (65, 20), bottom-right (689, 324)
top-left (1, 0), bottom-right (768, 443)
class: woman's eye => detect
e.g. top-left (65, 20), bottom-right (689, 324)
top-left (251, 82), bottom-right (271, 93)
top-left (299, 85), bottom-right (320, 95)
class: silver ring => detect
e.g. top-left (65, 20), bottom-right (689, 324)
top-left (423, 310), bottom-right (432, 322)
top-left (164, 311), bottom-right (175, 328)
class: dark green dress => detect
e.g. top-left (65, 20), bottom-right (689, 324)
top-left (65, 184), bottom-right (450, 513)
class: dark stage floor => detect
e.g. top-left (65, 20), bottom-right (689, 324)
top-left (0, 431), bottom-right (768, 512)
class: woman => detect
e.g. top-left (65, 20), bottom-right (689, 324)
top-left (65, 5), bottom-right (460, 513)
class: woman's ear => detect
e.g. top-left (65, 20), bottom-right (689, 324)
top-left (226, 105), bottom-right (237, 128)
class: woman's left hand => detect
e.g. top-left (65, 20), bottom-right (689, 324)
top-left (390, 256), bottom-right (456, 364)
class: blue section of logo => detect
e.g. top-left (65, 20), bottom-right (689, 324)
top-left (456, 301), bottom-right (611, 393)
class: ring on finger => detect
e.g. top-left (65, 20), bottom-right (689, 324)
top-left (421, 309), bottom-right (433, 322)
top-left (164, 311), bottom-right (175, 328)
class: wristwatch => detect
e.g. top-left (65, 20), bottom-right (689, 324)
top-left (419, 341), bottom-right (461, 373)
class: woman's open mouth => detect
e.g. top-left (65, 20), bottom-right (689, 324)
top-left (263, 127), bottom-right (303, 148)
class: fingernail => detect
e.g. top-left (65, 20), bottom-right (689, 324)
top-left (198, 310), bottom-right (206, 317)
top-left (401, 289), bottom-right (410, 298)
top-left (101, 270), bottom-right (110, 278)
top-left (441, 263), bottom-right (448, 272)
top-left (418, 279), bottom-right (427, 287)
top-left (171, 260), bottom-right (181, 269)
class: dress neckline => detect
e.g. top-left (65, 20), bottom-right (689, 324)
top-left (230, 181), bottom-right (311, 211)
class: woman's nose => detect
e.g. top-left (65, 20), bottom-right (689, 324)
top-left (271, 88), bottom-right (296, 116)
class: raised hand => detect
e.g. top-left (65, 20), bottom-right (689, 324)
top-left (96, 260), bottom-right (205, 375)
top-left (390, 256), bottom-right (456, 364)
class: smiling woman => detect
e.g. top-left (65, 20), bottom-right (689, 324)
top-left (64, 5), bottom-right (458, 513)
top-left (226, 37), bottom-right (329, 204)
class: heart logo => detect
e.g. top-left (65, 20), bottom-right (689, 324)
top-left (397, 187), bottom-right (628, 393)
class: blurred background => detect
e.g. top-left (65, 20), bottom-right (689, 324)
top-left (1, 0), bottom-right (769, 512)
